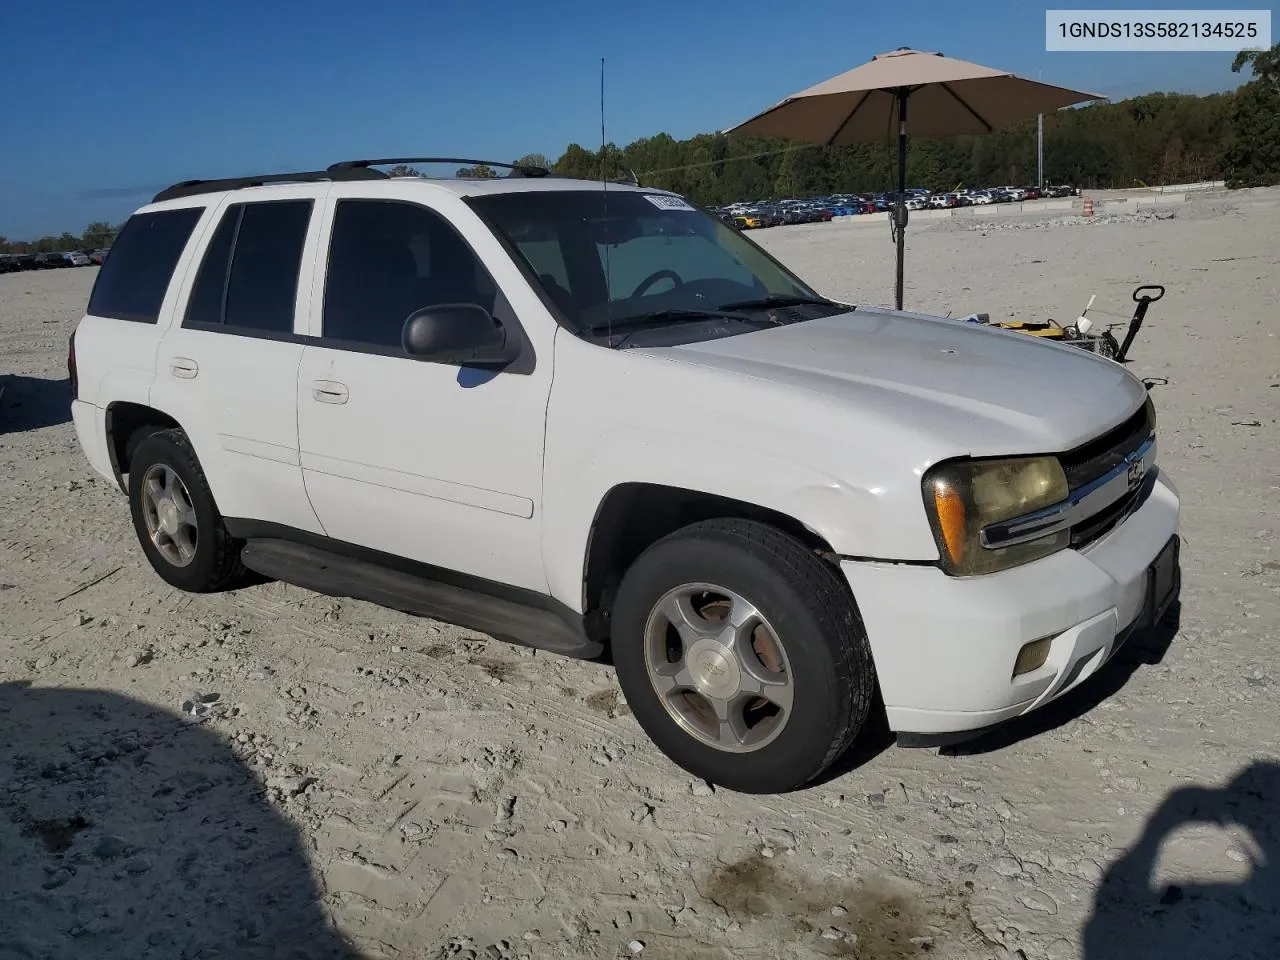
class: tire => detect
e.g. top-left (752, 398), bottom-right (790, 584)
top-left (127, 428), bottom-right (246, 592)
top-left (611, 519), bottom-right (875, 794)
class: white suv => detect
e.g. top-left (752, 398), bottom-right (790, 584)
top-left (69, 157), bottom-right (1179, 793)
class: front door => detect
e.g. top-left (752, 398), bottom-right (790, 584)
top-left (295, 192), bottom-right (553, 593)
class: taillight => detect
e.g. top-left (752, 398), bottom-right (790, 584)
top-left (68, 330), bottom-right (78, 399)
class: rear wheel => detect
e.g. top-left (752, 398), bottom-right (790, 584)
top-left (127, 429), bottom-right (245, 592)
top-left (612, 519), bottom-right (875, 793)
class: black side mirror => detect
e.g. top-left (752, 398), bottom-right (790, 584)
top-left (401, 304), bottom-right (519, 366)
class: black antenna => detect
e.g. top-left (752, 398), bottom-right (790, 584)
top-left (600, 56), bottom-right (613, 340)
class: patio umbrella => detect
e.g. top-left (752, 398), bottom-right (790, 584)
top-left (725, 48), bottom-right (1101, 309)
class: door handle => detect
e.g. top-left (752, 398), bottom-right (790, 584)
top-left (311, 380), bottom-right (349, 404)
top-left (170, 357), bottom-right (198, 379)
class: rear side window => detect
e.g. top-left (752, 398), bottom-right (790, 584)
top-left (184, 199), bottom-right (312, 335)
top-left (185, 210), bottom-right (238, 327)
top-left (87, 208), bottom-right (203, 323)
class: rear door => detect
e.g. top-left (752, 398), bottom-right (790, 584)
top-left (150, 190), bottom-right (325, 533)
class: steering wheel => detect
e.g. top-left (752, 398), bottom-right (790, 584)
top-left (631, 269), bottom-right (683, 298)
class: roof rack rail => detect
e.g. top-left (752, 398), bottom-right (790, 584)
top-left (328, 157), bottom-right (551, 178)
top-left (150, 155), bottom-right (554, 204)
top-left (152, 167), bottom-right (386, 204)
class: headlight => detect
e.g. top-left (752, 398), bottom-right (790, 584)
top-left (923, 456), bottom-right (1069, 576)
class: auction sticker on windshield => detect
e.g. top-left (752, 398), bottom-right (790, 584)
top-left (643, 194), bottom-right (696, 212)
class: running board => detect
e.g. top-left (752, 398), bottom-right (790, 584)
top-left (240, 538), bottom-right (602, 660)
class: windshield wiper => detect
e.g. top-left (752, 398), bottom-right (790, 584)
top-left (717, 294), bottom-right (839, 311)
top-left (585, 307), bottom-right (755, 335)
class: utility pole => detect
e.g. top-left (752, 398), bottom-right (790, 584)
top-left (1038, 113), bottom-right (1044, 188)
top-left (1037, 68), bottom-right (1045, 188)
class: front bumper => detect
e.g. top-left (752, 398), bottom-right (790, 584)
top-left (841, 471), bottom-right (1179, 734)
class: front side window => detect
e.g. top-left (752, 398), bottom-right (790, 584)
top-left (88, 207), bottom-right (203, 323)
top-left (322, 199), bottom-right (500, 350)
top-left (468, 190), bottom-right (839, 346)
top-left (184, 199), bottom-right (312, 334)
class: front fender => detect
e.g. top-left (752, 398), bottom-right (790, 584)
top-left (541, 423), bottom-right (937, 612)
top-left (541, 331), bottom-right (944, 612)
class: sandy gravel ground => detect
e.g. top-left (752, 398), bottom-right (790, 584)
top-left (2, 188), bottom-right (1278, 960)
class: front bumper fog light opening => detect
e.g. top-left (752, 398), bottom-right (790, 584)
top-left (1013, 636), bottom-right (1054, 678)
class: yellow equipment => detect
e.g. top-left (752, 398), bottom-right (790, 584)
top-left (988, 320), bottom-right (1067, 339)
top-left (956, 284), bottom-right (1165, 364)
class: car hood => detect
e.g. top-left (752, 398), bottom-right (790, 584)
top-left (642, 307), bottom-right (1148, 457)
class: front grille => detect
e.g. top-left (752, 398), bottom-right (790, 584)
top-left (1064, 398), bottom-right (1157, 549)
top-left (1070, 474), bottom-right (1152, 548)
top-left (1060, 398), bottom-right (1153, 490)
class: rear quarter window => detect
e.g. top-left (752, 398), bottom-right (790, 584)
top-left (87, 207), bottom-right (203, 323)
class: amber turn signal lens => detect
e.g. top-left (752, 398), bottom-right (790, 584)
top-left (932, 481), bottom-right (968, 568)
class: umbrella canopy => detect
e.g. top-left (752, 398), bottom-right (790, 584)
top-left (726, 49), bottom-right (1102, 308)
top-left (728, 48), bottom-right (1100, 142)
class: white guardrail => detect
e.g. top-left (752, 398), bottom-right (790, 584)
top-left (828, 186), bottom-right (1215, 224)
top-left (1151, 180), bottom-right (1224, 193)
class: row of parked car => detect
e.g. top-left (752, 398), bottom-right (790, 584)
top-left (903, 184), bottom-right (1078, 210)
top-left (0, 249), bottom-right (108, 272)
top-left (711, 184), bottom-right (1078, 229)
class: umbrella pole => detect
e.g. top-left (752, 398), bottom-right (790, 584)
top-left (894, 89), bottom-right (908, 311)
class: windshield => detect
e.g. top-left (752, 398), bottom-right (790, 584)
top-left (467, 190), bottom-right (839, 343)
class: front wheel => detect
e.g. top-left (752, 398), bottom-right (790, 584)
top-left (612, 519), bottom-right (876, 793)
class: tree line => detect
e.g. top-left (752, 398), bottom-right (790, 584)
top-left (1, 221), bottom-right (115, 255)
top-left (542, 43), bottom-right (1277, 202)
top-left (3, 44), bottom-right (1275, 252)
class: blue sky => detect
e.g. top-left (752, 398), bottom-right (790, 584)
top-left (0, 0), bottom-right (1263, 238)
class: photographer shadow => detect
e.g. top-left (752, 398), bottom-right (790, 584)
top-left (0, 681), bottom-right (358, 959)
top-left (0, 374), bottom-right (72, 433)
top-left (1083, 760), bottom-right (1280, 959)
